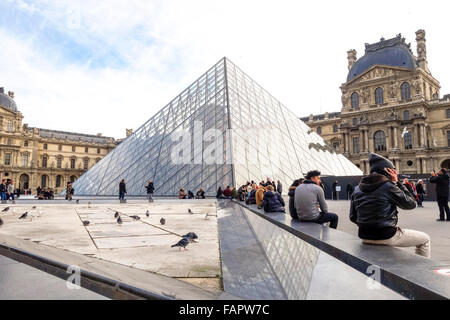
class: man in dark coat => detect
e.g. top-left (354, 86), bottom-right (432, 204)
top-left (346, 183), bottom-right (354, 200)
top-left (145, 180), bottom-right (154, 202)
top-left (416, 180), bottom-right (426, 207)
top-left (430, 169), bottom-right (450, 221)
top-left (119, 179), bottom-right (126, 200)
top-left (332, 180), bottom-right (338, 200)
top-left (262, 185), bottom-right (285, 213)
top-left (350, 153), bottom-right (430, 258)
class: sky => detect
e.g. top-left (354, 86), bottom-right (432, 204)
top-left (0, 0), bottom-right (449, 139)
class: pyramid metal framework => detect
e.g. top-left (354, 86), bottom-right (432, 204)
top-left (73, 58), bottom-right (362, 196)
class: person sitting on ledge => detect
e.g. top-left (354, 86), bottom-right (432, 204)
top-left (179, 188), bottom-right (187, 199)
top-left (196, 188), bottom-right (205, 199)
top-left (288, 179), bottom-right (303, 219)
top-left (216, 187), bottom-right (224, 199)
top-left (295, 170), bottom-right (338, 229)
top-left (245, 188), bottom-right (257, 205)
top-left (223, 186), bottom-right (232, 199)
top-left (261, 185), bottom-right (285, 213)
top-left (350, 153), bottom-right (430, 258)
top-left (187, 190), bottom-right (194, 199)
top-left (256, 182), bottom-right (266, 209)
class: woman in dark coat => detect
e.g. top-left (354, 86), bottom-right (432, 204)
top-left (262, 185), bottom-right (285, 213)
top-left (288, 179), bottom-right (303, 219)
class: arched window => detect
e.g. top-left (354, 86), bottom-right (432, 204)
top-left (42, 156), bottom-right (48, 168)
top-left (374, 130), bottom-right (387, 151)
top-left (83, 158), bottom-right (89, 170)
top-left (352, 118), bottom-right (358, 126)
top-left (351, 92), bottom-right (359, 109)
top-left (317, 127), bottom-right (322, 135)
top-left (375, 87), bottom-right (384, 104)
top-left (446, 109), bottom-right (450, 119)
top-left (401, 82), bottom-right (411, 100)
top-left (403, 110), bottom-right (410, 121)
top-left (22, 154), bottom-right (28, 167)
top-left (333, 124), bottom-right (338, 133)
top-left (70, 175), bottom-right (77, 183)
top-left (404, 132), bottom-right (413, 150)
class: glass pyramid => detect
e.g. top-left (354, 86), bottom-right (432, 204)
top-left (73, 58), bottom-right (362, 196)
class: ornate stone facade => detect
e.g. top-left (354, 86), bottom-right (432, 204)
top-left (301, 31), bottom-right (450, 175)
top-left (0, 87), bottom-right (118, 194)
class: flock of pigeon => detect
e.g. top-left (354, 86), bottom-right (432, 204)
top-left (80, 207), bottom-right (201, 251)
top-left (0, 205), bottom-right (41, 226)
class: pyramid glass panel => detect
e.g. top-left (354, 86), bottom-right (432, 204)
top-left (72, 58), bottom-right (362, 196)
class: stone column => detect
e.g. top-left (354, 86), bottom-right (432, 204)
top-left (420, 124), bottom-right (426, 147)
top-left (365, 129), bottom-right (369, 152)
top-left (393, 126), bottom-right (399, 149)
top-left (416, 158), bottom-right (422, 173)
top-left (422, 158), bottom-right (427, 173)
top-left (386, 127), bottom-right (392, 151)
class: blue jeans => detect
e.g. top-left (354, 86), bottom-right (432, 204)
top-left (0, 192), bottom-right (5, 200)
top-left (119, 192), bottom-right (125, 200)
top-left (8, 193), bottom-right (14, 201)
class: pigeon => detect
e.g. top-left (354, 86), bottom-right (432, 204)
top-left (83, 220), bottom-right (90, 226)
top-left (130, 215), bottom-right (140, 220)
top-left (188, 208), bottom-right (193, 214)
top-left (171, 237), bottom-right (192, 250)
top-left (160, 217), bottom-right (166, 225)
top-left (0, 217), bottom-right (3, 226)
top-left (2, 207), bottom-right (9, 212)
top-left (204, 213), bottom-right (209, 220)
top-left (88, 201), bottom-right (92, 208)
top-left (76, 199), bottom-right (79, 204)
top-left (114, 211), bottom-right (119, 218)
top-left (146, 210), bottom-right (150, 217)
top-left (182, 232), bottom-right (198, 240)
top-left (117, 216), bottom-right (123, 225)
top-left (18, 212), bottom-right (28, 219)
top-left (32, 206), bottom-right (36, 209)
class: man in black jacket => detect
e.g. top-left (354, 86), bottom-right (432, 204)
top-left (145, 180), bottom-right (154, 202)
top-left (119, 179), bottom-right (126, 200)
top-left (430, 169), bottom-right (450, 221)
top-left (350, 153), bottom-right (431, 258)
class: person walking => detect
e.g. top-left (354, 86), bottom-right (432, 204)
top-left (7, 180), bottom-right (15, 201)
top-left (430, 169), bottom-right (450, 221)
top-left (119, 179), bottom-right (127, 200)
top-left (145, 180), bottom-right (155, 202)
top-left (277, 180), bottom-right (283, 195)
top-left (350, 153), bottom-right (430, 258)
top-left (295, 171), bottom-right (339, 229)
top-left (346, 183), bottom-right (355, 200)
top-left (332, 180), bottom-right (338, 200)
top-left (0, 179), bottom-right (6, 201)
top-left (416, 180), bottom-right (426, 207)
top-left (66, 182), bottom-right (74, 201)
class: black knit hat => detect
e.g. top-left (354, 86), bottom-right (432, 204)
top-left (369, 153), bottom-right (394, 176)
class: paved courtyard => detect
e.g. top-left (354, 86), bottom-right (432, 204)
top-left (326, 200), bottom-right (450, 263)
top-left (0, 199), bottom-right (221, 292)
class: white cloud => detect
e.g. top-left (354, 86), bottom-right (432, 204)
top-left (1, 0), bottom-right (449, 139)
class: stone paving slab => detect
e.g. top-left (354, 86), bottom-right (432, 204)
top-left (0, 200), bottom-right (221, 282)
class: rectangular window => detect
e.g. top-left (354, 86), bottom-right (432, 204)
top-left (58, 144), bottom-right (62, 151)
top-left (72, 146), bottom-right (75, 152)
top-left (24, 140), bottom-right (29, 147)
top-left (42, 156), bottom-right (47, 168)
top-left (97, 148), bottom-right (100, 154)
top-left (404, 132), bottom-right (413, 150)
top-left (353, 137), bottom-right (360, 154)
top-left (57, 157), bottom-right (62, 168)
top-left (4, 153), bottom-right (11, 165)
top-left (22, 154), bottom-right (28, 167)
top-left (84, 158), bottom-right (89, 170)
top-left (447, 131), bottom-right (450, 147)
top-left (85, 147), bottom-right (88, 153)
top-left (70, 158), bottom-right (76, 169)
top-left (43, 143), bottom-right (48, 150)
top-left (332, 142), bottom-right (339, 151)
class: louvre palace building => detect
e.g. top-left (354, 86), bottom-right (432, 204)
top-left (301, 30), bottom-right (450, 175)
top-left (0, 87), bottom-right (118, 194)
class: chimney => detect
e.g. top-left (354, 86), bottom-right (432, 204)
top-left (415, 29), bottom-right (429, 72)
top-left (347, 49), bottom-right (357, 70)
top-left (8, 91), bottom-right (14, 99)
top-left (126, 128), bottom-right (133, 137)
top-left (97, 133), bottom-right (102, 136)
